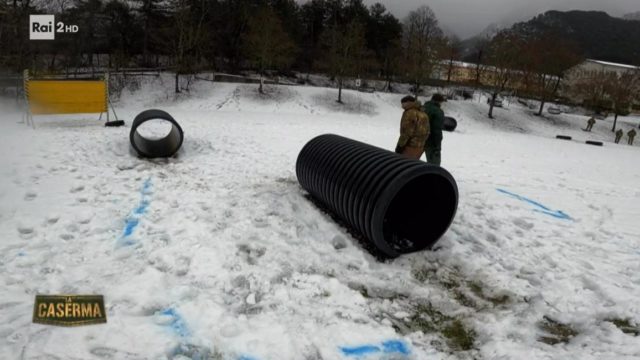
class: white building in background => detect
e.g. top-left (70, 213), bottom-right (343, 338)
top-left (573, 59), bottom-right (639, 74)
top-left (563, 59), bottom-right (640, 105)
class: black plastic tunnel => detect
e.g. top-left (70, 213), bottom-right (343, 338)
top-left (296, 134), bottom-right (459, 258)
top-left (130, 109), bottom-right (184, 158)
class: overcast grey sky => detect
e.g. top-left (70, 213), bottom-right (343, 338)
top-left (361, 0), bottom-right (639, 39)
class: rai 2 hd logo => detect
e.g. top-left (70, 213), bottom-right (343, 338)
top-left (30, 15), bottom-right (79, 40)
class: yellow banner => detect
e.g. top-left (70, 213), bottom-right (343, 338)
top-left (28, 80), bottom-right (107, 115)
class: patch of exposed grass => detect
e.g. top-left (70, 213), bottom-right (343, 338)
top-left (210, 349), bottom-right (224, 360)
top-left (468, 281), bottom-right (510, 306)
top-left (538, 316), bottom-right (578, 345)
top-left (413, 265), bottom-right (511, 310)
top-left (406, 303), bottom-right (451, 332)
top-left (442, 319), bottom-right (477, 351)
top-left (453, 289), bottom-right (477, 308)
top-left (606, 318), bottom-right (640, 336)
top-left (440, 276), bottom-right (461, 290)
top-left (403, 302), bottom-right (476, 351)
top-left (412, 266), bottom-right (436, 283)
top-left (359, 287), bottom-right (369, 298)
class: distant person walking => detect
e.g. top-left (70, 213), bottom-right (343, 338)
top-left (615, 129), bottom-right (624, 144)
top-left (585, 116), bottom-right (596, 132)
top-left (423, 94), bottom-right (446, 165)
top-left (395, 95), bottom-right (430, 160)
top-left (628, 128), bottom-right (637, 145)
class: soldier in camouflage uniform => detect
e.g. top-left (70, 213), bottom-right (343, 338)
top-left (585, 117), bottom-right (596, 131)
top-left (395, 95), bottom-right (430, 160)
top-left (615, 129), bottom-right (624, 144)
top-left (423, 94), bottom-right (446, 165)
top-left (628, 128), bottom-right (637, 145)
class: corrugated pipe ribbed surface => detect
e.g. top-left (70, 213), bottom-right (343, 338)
top-left (296, 134), bottom-right (458, 258)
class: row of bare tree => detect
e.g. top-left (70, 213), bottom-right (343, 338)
top-left (462, 29), bottom-right (640, 123)
top-left (568, 68), bottom-right (640, 130)
top-left (1, 0), bottom-right (638, 121)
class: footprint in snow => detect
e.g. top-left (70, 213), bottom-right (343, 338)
top-left (253, 218), bottom-right (269, 228)
top-left (66, 223), bottom-right (79, 233)
top-left (17, 223), bottom-right (35, 235)
top-left (175, 257), bottom-right (191, 276)
top-left (512, 218), bottom-right (535, 231)
top-left (24, 192), bottom-right (37, 201)
top-left (46, 215), bottom-right (60, 224)
top-left (70, 185), bottom-right (85, 193)
top-left (90, 347), bottom-right (141, 359)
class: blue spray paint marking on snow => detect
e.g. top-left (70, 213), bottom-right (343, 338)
top-left (159, 307), bottom-right (191, 338)
top-left (117, 178), bottom-right (152, 246)
top-left (341, 345), bottom-right (379, 356)
top-left (122, 218), bottom-right (139, 237)
top-left (381, 340), bottom-right (411, 354)
top-left (497, 189), bottom-right (572, 220)
top-left (159, 308), bottom-right (245, 360)
top-left (340, 340), bottom-right (411, 357)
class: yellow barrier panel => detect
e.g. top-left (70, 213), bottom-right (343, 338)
top-left (27, 80), bottom-right (107, 115)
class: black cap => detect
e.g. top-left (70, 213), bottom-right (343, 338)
top-left (431, 93), bottom-right (445, 103)
top-left (401, 95), bottom-right (416, 103)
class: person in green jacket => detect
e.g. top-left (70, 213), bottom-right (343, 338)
top-left (585, 116), bottom-right (596, 132)
top-left (423, 93), bottom-right (446, 165)
top-left (615, 129), bottom-right (624, 144)
top-left (628, 128), bottom-right (637, 145)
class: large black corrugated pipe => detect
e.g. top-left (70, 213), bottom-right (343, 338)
top-left (296, 134), bottom-right (458, 258)
top-left (130, 109), bottom-right (184, 158)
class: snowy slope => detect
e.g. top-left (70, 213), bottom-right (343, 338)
top-left (1, 78), bottom-right (639, 360)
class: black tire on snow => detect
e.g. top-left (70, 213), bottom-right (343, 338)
top-left (443, 117), bottom-right (457, 132)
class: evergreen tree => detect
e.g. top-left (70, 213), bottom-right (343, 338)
top-left (402, 5), bottom-right (444, 99)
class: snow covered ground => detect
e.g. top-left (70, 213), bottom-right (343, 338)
top-left (1, 77), bottom-right (639, 360)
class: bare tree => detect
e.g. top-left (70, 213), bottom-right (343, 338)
top-left (471, 35), bottom-right (491, 89)
top-left (566, 69), bottom-right (611, 116)
top-left (604, 69), bottom-right (640, 131)
top-left (168, 0), bottom-right (207, 93)
top-left (134, 0), bottom-right (167, 67)
top-left (401, 5), bottom-right (443, 100)
top-left (36, 0), bottom-right (71, 13)
top-left (319, 20), bottom-right (371, 103)
top-left (527, 36), bottom-right (582, 115)
top-left (442, 35), bottom-right (461, 83)
top-left (485, 30), bottom-right (524, 119)
top-left (242, 6), bottom-right (296, 94)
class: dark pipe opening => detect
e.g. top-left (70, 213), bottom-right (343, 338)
top-left (130, 109), bottom-right (184, 158)
top-left (383, 174), bottom-right (457, 253)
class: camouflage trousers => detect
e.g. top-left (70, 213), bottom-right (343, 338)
top-left (401, 146), bottom-right (424, 160)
